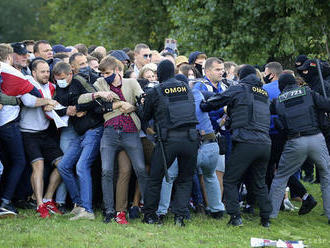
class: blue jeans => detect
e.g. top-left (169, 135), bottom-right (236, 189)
top-left (57, 126), bottom-right (103, 212)
top-left (56, 126), bottom-right (79, 204)
top-left (0, 121), bottom-right (26, 201)
top-left (197, 142), bottom-right (224, 212)
top-left (101, 127), bottom-right (147, 214)
top-left (157, 142), bottom-right (225, 215)
top-left (157, 160), bottom-right (178, 215)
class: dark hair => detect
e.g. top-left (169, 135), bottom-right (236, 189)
top-left (22, 40), bottom-right (35, 46)
top-left (265, 62), bottom-right (283, 76)
top-left (124, 70), bottom-right (135, 78)
top-left (54, 53), bottom-right (69, 60)
top-left (31, 59), bottom-right (48, 72)
top-left (205, 57), bottom-right (223, 71)
top-left (161, 52), bottom-right (175, 59)
top-left (74, 43), bottom-right (88, 55)
top-left (52, 61), bottom-right (71, 76)
top-left (69, 52), bottom-right (85, 65)
top-left (33, 40), bottom-right (50, 54)
top-left (179, 64), bottom-right (196, 78)
top-left (88, 45), bottom-right (97, 54)
top-left (90, 51), bottom-right (103, 63)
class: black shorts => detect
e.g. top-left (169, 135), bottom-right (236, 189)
top-left (22, 130), bottom-right (63, 166)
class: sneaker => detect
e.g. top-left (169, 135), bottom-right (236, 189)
top-left (174, 215), bottom-right (185, 227)
top-left (1, 201), bottom-right (18, 214)
top-left (158, 214), bottom-right (166, 224)
top-left (103, 212), bottom-right (115, 224)
top-left (261, 218), bottom-right (271, 228)
top-left (37, 204), bottom-right (51, 218)
top-left (299, 195), bottom-right (317, 215)
top-left (228, 215), bottom-right (243, 227)
top-left (56, 203), bottom-right (67, 214)
top-left (44, 200), bottom-right (62, 214)
top-left (69, 209), bottom-right (95, 221)
top-left (0, 207), bottom-right (17, 218)
top-left (115, 211), bottom-right (128, 225)
top-left (14, 199), bottom-right (36, 210)
top-left (69, 205), bottom-right (84, 215)
top-left (142, 213), bottom-right (161, 225)
top-left (210, 210), bottom-right (225, 219)
top-left (129, 206), bottom-right (140, 219)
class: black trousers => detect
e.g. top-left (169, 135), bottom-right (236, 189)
top-left (224, 142), bottom-right (272, 218)
top-left (144, 130), bottom-right (199, 217)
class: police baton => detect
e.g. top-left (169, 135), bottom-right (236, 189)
top-left (316, 59), bottom-right (327, 97)
top-left (155, 123), bottom-right (170, 183)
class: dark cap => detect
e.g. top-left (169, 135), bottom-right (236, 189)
top-left (297, 59), bottom-right (317, 71)
top-left (157, 60), bottom-right (175, 83)
top-left (52, 44), bottom-right (72, 54)
top-left (278, 73), bottom-right (297, 91)
top-left (238, 65), bottom-right (256, 80)
top-left (295, 54), bottom-right (308, 68)
top-left (188, 51), bottom-right (205, 64)
top-left (109, 50), bottom-right (130, 62)
top-left (11, 42), bottom-right (28, 55)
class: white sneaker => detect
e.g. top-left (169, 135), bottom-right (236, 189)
top-left (69, 205), bottom-right (84, 215)
top-left (69, 209), bottom-right (95, 221)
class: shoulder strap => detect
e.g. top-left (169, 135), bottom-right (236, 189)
top-left (74, 75), bottom-right (96, 93)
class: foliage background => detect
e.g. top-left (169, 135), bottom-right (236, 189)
top-left (1, 0), bottom-right (329, 67)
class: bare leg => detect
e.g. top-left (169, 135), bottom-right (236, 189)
top-left (44, 160), bottom-right (61, 200)
top-left (199, 175), bottom-right (208, 207)
top-left (31, 160), bottom-right (44, 206)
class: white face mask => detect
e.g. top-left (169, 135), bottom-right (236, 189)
top-left (57, 79), bottom-right (68, 88)
top-left (188, 75), bottom-right (195, 80)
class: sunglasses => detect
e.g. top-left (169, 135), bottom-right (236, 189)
top-left (143, 54), bottom-right (152, 59)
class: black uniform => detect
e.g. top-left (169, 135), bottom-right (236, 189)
top-left (141, 60), bottom-right (199, 224)
top-left (203, 69), bottom-right (273, 226)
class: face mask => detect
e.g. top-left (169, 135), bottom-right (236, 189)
top-left (28, 53), bottom-right (35, 61)
top-left (188, 75), bottom-right (195, 80)
top-left (104, 73), bottom-right (116, 84)
top-left (195, 63), bottom-right (203, 76)
top-left (263, 73), bottom-right (273, 84)
top-left (79, 66), bottom-right (91, 76)
top-left (57, 79), bottom-right (69, 88)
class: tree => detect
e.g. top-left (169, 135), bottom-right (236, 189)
top-left (169, 0), bottom-right (330, 67)
top-left (0, 0), bottom-right (51, 43)
top-left (48, 0), bottom-right (174, 50)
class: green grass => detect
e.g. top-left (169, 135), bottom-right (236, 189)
top-left (1, 183), bottom-right (329, 248)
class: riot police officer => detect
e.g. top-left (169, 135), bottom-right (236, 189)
top-left (141, 60), bottom-right (199, 226)
top-left (269, 73), bottom-right (330, 225)
top-left (203, 65), bottom-right (273, 227)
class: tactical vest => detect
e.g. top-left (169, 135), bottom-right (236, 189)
top-left (230, 84), bottom-right (270, 132)
top-left (276, 86), bottom-right (319, 135)
top-left (154, 78), bottom-right (198, 130)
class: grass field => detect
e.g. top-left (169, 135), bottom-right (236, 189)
top-left (0, 182), bottom-right (329, 248)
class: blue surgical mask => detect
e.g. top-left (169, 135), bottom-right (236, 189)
top-left (57, 79), bottom-right (68, 88)
top-left (104, 73), bottom-right (116, 84)
top-left (79, 66), bottom-right (91, 76)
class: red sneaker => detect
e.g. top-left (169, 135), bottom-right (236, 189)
top-left (44, 200), bottom-right (63, 214)
top-left (115, 211), bottom-right (128, 224)
top-left (37, 204), bottom-right (51, 218)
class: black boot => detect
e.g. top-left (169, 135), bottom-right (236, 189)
top-left (299, 194), bottom-right (317, 215)
top-left (174, 215), bottom-right (185, 227)
top-left (228, 215), bottom-right (243, 227)
top-left (261, 217), bottom-right (270, 228)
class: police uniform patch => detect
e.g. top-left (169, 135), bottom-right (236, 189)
top-left (162, 85), bottom-right (188, 102)
top-left (279, 87), bottom-right (306, 102)
top-left (251, 86), bottom-right (268, 97)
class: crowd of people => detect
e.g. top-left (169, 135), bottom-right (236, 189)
top-left (0, 39), bottom-right (329, 228)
